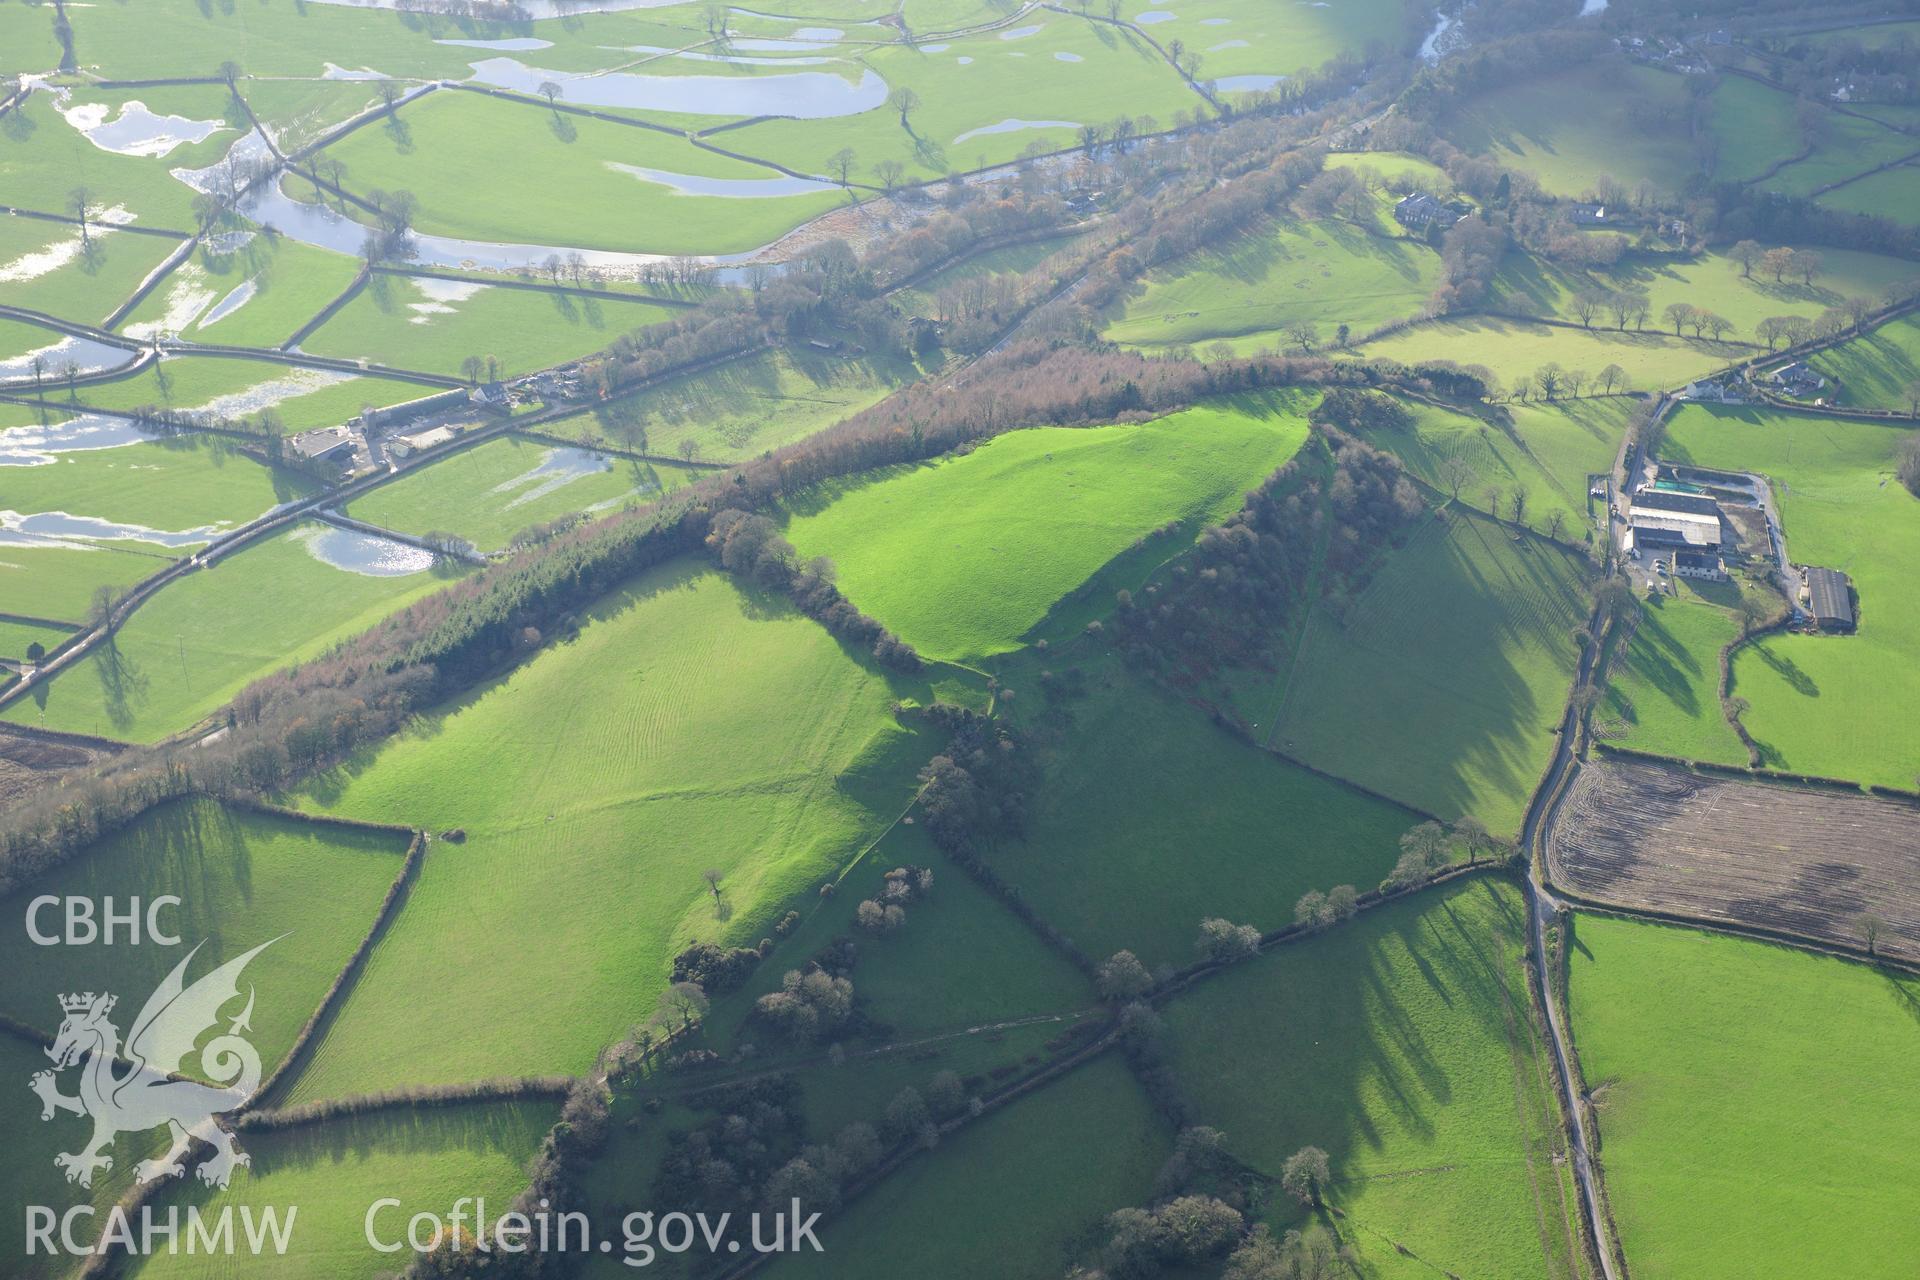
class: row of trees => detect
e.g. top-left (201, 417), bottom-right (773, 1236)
top-left (1382, 817), bottom-right (1518, 891)
top-left (705, 510), bottom-right (921, 672)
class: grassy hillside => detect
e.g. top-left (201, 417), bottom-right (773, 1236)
top-left (1376, 397), bottom-right (1622, 544)
top-left (1106, 215), bottom-right (1441, 352)
top-left (131, 1102), bottom-right (556, 1280)
top-left (0, 797), bottom-right (407, 1077)
top-left (1810, 311), bottom-right (1920, 410)
top-left (1818, 162), bottom-right (1920, 223)
top-left (752, 1056), bottom-right (1170, 1280)
top-left (1663, 405), bottom-right (1920, 787)
top-left (1443, 63), bottom-right (1697, 198)
top-left (1349, 314), bottom-right (1739, 389)
top-left (1164, 878), bottom-right (1588, 1280)
top-left (544, 346), bottom-right (915, 463)
top-left (785, 395), bottom-right (1314, 663)
top-left (1252, 509), bottom-right (1591, 835)
top-left (1597, 578), bottom-right (1754, 767)
top-left (1568, 915), bottom-right (1920, 1280)
top-left (0, 1032), bottom-right (163, 1277)
top-left (988, 654), bottom-right (1414, 968)
top-left (1491, 246), bottom-right (1914, 340)
top-left (4, 522), bottom-right (458, 742)
top-left (286, 561), bottom-right (931, 1099)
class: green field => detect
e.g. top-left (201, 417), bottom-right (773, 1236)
top-left (0, 797), bottom-right (407, 1075)
top-left (1252, 509), bottom-right (1591, 835)
top-left (316, 91), bottom-right (841, 257)
top-left (0, 214), bottom-right (182, 327)
top-left (1324, 149), bottom-right (1455, 189)
top-left (0, 800), bottom-right (411, 1271)
top-left (0, 540), bottom-right (173, 626)
top-left (0, 2), bottom-right (64, 74)
top-left (1379, 397), bottom-right (1622, 544)
top-left (1703, 74), bottom-right (1805, 183)
top-left (345, 435), bottom-right (696, 553)
top-left (4, 521), bottom-right (458, 742)
top-left (546, 346), bottom-right (914, 462)
top-left (1491, 246), bottom-right (1913, 340)
top-left (786, 395), bottom-right (1314, 663)
top-left (0, 1031), bottom-right (166, 1278)
top-left (1760, 109), bottom-right (1920, 198)
top-left (1568, 915), bottom-right (1920, 1280)
top-left (1106, 215), bottom-right (1441, 351)
top-left (985, 654), bottom-right (1414, 967)
top-left (755, 1055), bottom-right (1169, 1280)
top-left (1444, 63), bottom-right (1698, 198)
top-left (1350, 314), bottom-right (1740, 390)
top-left (0, 616), bottom-right (71, 663)
top-left (286, 561), bottom-right (930, 1099)
top-left (722, 18), bottom-right (1202, 184)
top-left (1132, 0), bottom-right (1409, 85)
top-left (5, 432), bottom-right (315, 547)
top-left (0, 88), bottom-right (237, 230)
top-left (304, 274), bottom-right (678, 379)
top-left (756, 825), bottom-right (1090, 1034)
top-left (69, 357), bottom-right (435, 432)
top-left (1597, 578), bottom-right (1753, 767)
top-left (1164, 878), bottom-right (1588, 1280)
top-left (131, 1102), bottom-right (556, 1280)
top-left (1663, 405), bottom-right (1920, 787)
top-left (1810, 311), bottom-right (1920, 410)
top-left (1817, 161), bottom-right (1920, 223)
top-left (236, 80), bottom-right (387, 155)
top-left (118, 235), bottom-right (360, 350)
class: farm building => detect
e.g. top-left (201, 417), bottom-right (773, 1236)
top-left (1769, 361), bottom-right (1827, 397)
top-left (1627, 486), bottom-right (1724, 555)
top-left (1393, 192), bottom-right (1460, 230)
top-left (1633, 487), bottom-right (1722, 519)
top-left (1673, 550), bottom-right (1725, 579)
top-left (286, 425), bottom-right (359, 468)
top-left (388, 425), bottom-right (458, 458)
top-left (1801, 566), bottom-right (1855, 632)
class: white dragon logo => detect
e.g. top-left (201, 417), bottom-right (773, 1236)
top-left (28, 939), bottom-right (275, 1191)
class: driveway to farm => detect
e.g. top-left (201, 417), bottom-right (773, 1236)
top-left (1523, 585), bottom-right (1621, 1280)
top-left (1527, 850), bottom-right (1620, 1280)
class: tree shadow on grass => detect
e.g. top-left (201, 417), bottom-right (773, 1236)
top-left (1747, 637), bottom-right (1819, 698)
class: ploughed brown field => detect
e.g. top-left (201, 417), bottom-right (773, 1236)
top-left (0, 727), bottom-right (110, 809)
top-left (1549, 758), bottom-right (1920, 963)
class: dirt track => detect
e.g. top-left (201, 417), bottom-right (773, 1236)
top-left (1548, 759), bottom-right (1920, 963)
